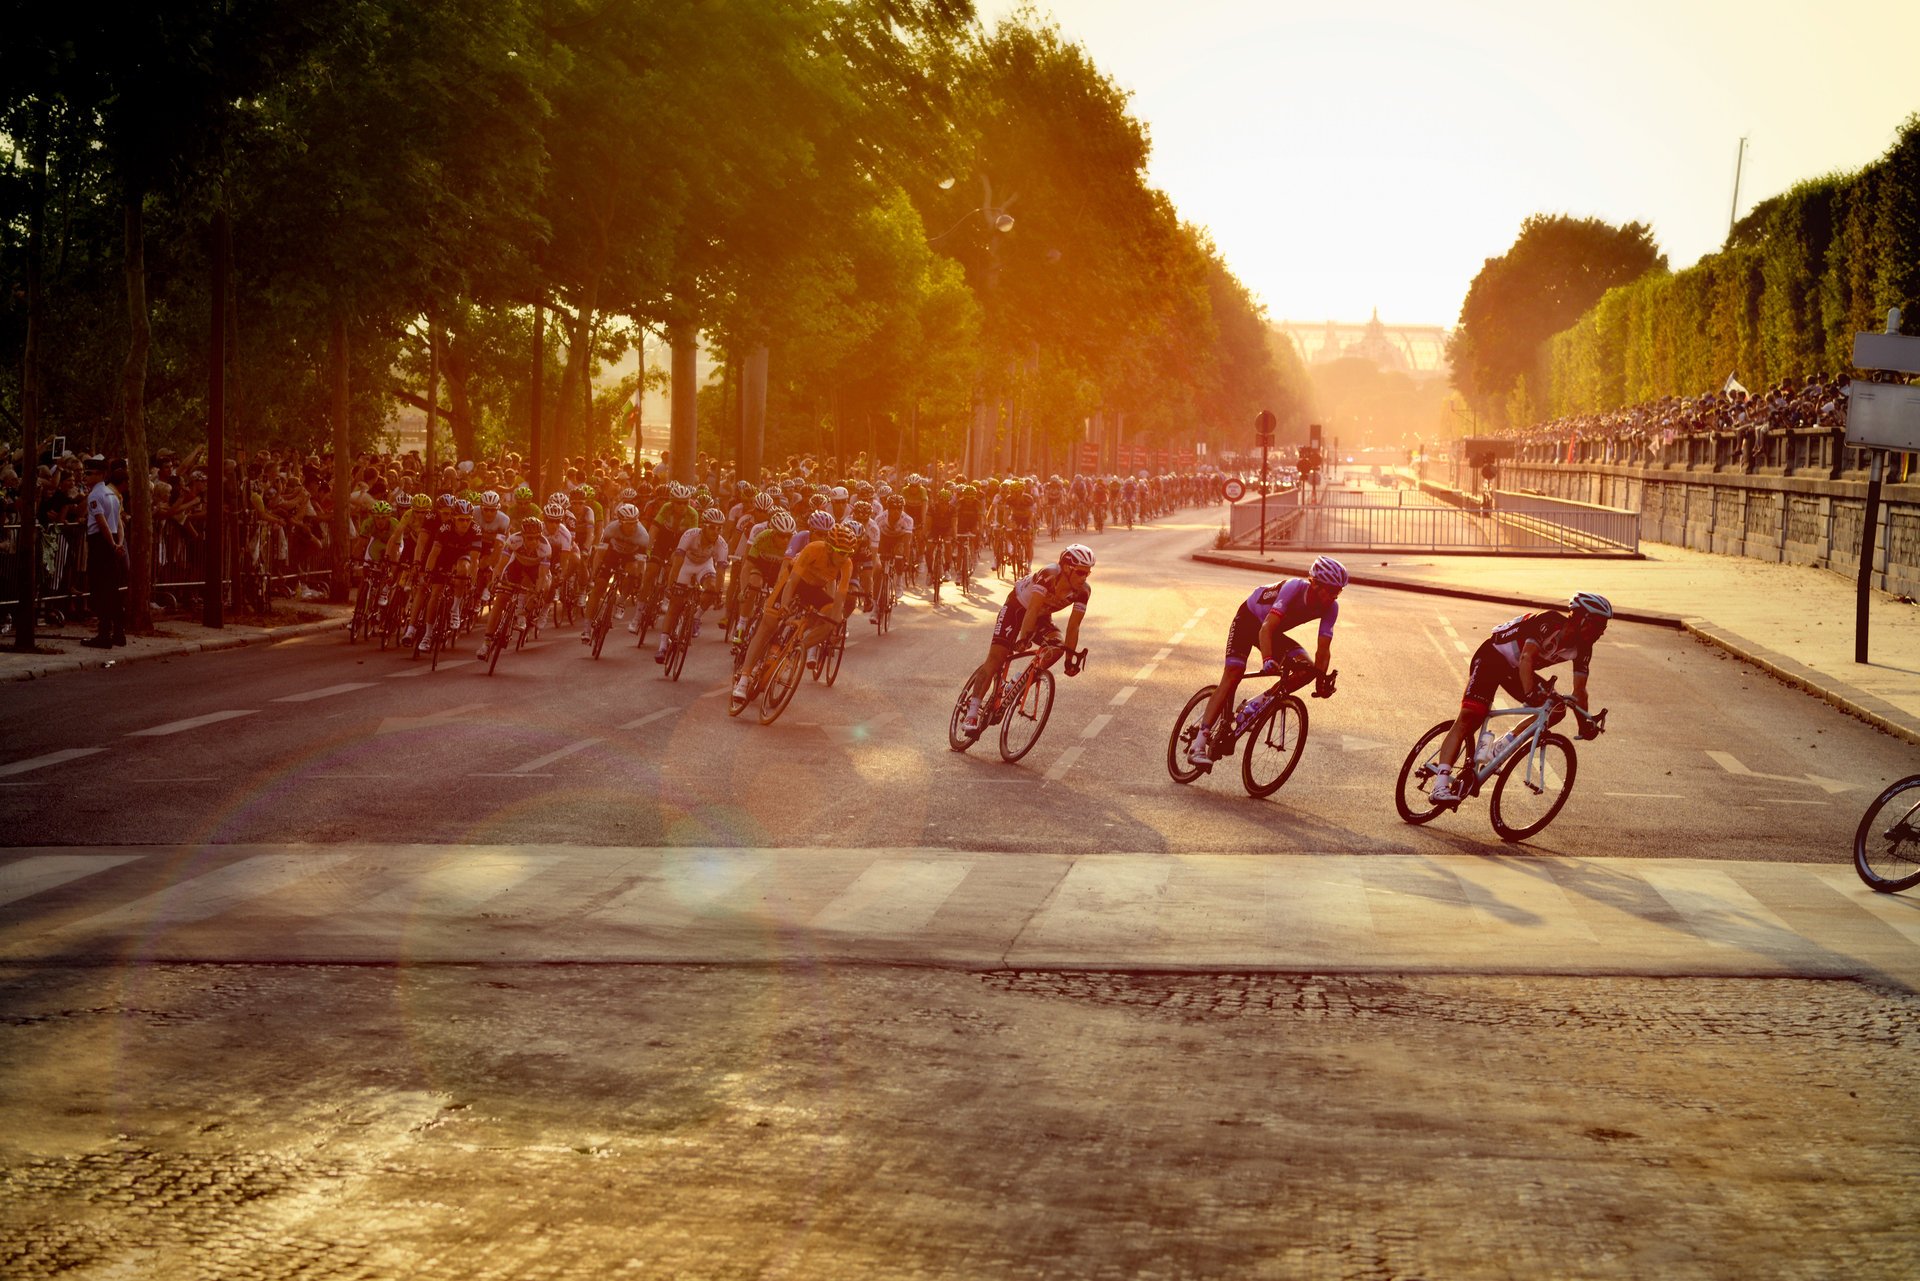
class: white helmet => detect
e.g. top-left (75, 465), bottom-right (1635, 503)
top-left (1309, 556), bottom-right (1349, 590)
top-left (613, 502), bottom-right (640, 522)
top-left (1059, 544), bottom-right (1095, 570)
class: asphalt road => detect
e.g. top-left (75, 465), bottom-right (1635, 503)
top-left (2, 511), bottom-right (1906, 857)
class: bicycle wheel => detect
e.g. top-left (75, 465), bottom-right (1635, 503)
top-left (1242, 695), bottom-right (1309, 798)
top-left (1394, 720), bottom-right (1457, 825)
top-left (590, 596), bottom-right (612, 659)
top-left (875, 575), bottom-right (891, 633)
top-left (666, 611), bottom-right (692, 681)
top-left (948, 674), bottom-right (980, 752)
top-left (999, 667), bottom-right (1055, 763)
top-left (1489, 732), bottom-right (1578, 842)
top-left (1853, 775), bottom-right (1920, 892)
top-left (759, 641), bottom-right (806, 725)
top-left (1165, 685), bottom-right (1216, 784)
top-left (486, 615), bottom-right (506, 675)
top-left (823, 623), bottom-right (847, 686)
top-left (636, 581), bottom-right (660, 646)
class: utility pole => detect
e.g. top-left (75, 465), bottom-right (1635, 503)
top-left (1728, 136), bottom-right (1748, 241)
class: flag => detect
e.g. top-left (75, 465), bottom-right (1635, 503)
top-left (1722, 373), bottom-right (1748, 397)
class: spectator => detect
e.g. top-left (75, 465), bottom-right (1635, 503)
top-left (82, 455), bottom-right (125, 649)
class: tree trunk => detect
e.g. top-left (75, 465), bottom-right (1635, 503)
top-left (530, 294), bottom-right (545, 493)
top-left (446, 309), bottom-right (474, 462)
top-left (669, 327), bottom-right (698, 485)
top-left (329, 308), bottom-right (351, 601)
top-left (742, 345), bottom-right (769, 483)
top-left (425, 308), bottom-right (439, 477)
top-left (204, 204), bottom-right (228, 629)
top-left (120, 195), bottom-right (154, 633)
top-left (13, 117), bottom-right (45, 651)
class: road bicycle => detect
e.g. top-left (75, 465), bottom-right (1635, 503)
top-left (729, 579), bottom-right (769, 673)
top-left (1166, 659), bottom-right (1332, 797)
top-left (587, 566), bottom-right (640, 659)
top-left (1853, 773), bottom-right (1920, 893)
top-left (810, 615), bottom-right (848, 685)
top-left (480, 581), bottom-right (532, 675)
top-left (1394, 678), bottom-right (1608, 842)
top-left (632, 567), bottom-right (668, 646)
top-left (658, 583), bottom-right (714, 682)
top-left (953, 532), bottom-right (976, 592)
top-left (870, 557), bottom-right (896, 634)
top-left (947, 642), bottom-right (1084, 764)
top-left (729, 607), bottom-right (832, 726)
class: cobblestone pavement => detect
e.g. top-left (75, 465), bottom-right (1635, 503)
top-left (3, 964), bottom-right (1916, 1279)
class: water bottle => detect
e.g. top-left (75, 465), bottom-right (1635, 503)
top-left (1474, 728), bottom-right (1495, 770)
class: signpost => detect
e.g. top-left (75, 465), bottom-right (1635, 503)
top-left (1221, 477), bottom-right (1245, 503)
top-left (1846, 309), bottom-right (1919, 665)
top-left (1254, 410), bottom-right (1276, 553)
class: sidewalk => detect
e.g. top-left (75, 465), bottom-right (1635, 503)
top-left (1, 606), bottom-right (350, 683)
top-left (1194, 534), bottom-right (1920, 747)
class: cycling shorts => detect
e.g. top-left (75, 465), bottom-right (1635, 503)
top-left (788, 579), bottom-right (834, 613)
top-left (1223, 602), bottom-right (1309, 680)
top-left (990, 597), bottom-right (1062, 651)
top-left (499, 559), bottom-right (542, 590)
top-left (675, 561), bottom-right (721, 590)
top-left (1462, 638), bottom-right (1527, 715)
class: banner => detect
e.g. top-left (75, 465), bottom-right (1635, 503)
top-left (1076, 441), bottom-right (1099, 475)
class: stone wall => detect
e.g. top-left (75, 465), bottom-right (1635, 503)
top-left (1496, 462), bottom-right (1920, 597)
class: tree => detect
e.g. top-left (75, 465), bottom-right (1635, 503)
top-left (1449, 214), bottom-right (1664, 428)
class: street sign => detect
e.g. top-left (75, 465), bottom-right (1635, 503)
top-left (1844, 382), bottom-right (1920, 452)
top-left (1221, 478), bottom-right (1245, 502)
top-left (1853, 331), bottom-right (1920, 376)
top-left (1255, 409), bottom-right (1276, 446)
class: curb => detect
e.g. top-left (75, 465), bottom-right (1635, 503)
top-left (1192, 546), bottom-right (1920, 749)
top-left (1683, 622), bottom-right (1920, 749)
top-left (5, 616), bottom-right (350, 683)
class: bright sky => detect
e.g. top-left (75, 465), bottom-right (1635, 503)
top-left (979, 0), bottom-right (1920, 329)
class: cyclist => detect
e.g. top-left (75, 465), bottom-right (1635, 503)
top-left (478, 516), bottom-right (553, 663)
top-left (656, 507), bottom-right (729, 663)
top-left (1425, 592), bottom-right (1611, 803)
top-left (960, 543), bottom-right (1094, 735)
top-left (1188, 556), bottom-right (1346, 770)
top-left (731, 518), bottom-right (858, 705)
top-left (954, 480), bottom-right (984, 571)
top-left (580, 502), bottom-right (652, 641)
top-left (642, 481), bottom-right (700, 601)
top-left (402, 499), bottom-right (485, 652)
top-left (537, 499), bottom-right (578, 620)
top-left (1003, 480), bottom-right (1037, 570)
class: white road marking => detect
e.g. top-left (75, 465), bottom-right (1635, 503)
top-left (1043, 746), bottom-right (1085, 781)
top-left (273, 682), bottom-right (377, 703)
top-left (384, 667), bottom-right (432, 678)
top-left (133, 777), bottom-right (219, 784)
top-left (126, 710), bottom-right (255, 737)
top-left (811, 859), bottom-right (973, 934)
top-left (1190, 607), bottom-right (1209, 621)
top-left (1339, 735), bottom-right (1389, 753)
top-left (620, 708), bottom-right (678, 730)
top-left (0, 748), bottom-right (106, 777)
top-left (351, 853), bottom-right (563, 918)
top-left (1081, 714), bottom-right (1113, 739)
top-left (509, 738), bottom-right (604, 774)
top-left (1109, 687), bottom-right (1137, 706)
top-left (697, 685), bottom-right (729, 699)
top-left (1168, 633), bottom-right (1189, 645)
top-left (1762, 799), bottom-right (1828, 807)
top-left (1603, 792), bottom-right (1685, 799)
top-left (1706, 750), bottom-right (1856, 794)
top-left (0, 854), bottom-right (141, 909)
top-left (1151, 647), bottom-right (1173, 662)
top-left (1133, 663), bottom-right (1160, 682)
top-left (587, 851), bottom-right (773, 924)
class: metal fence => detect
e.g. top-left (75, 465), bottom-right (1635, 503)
top-left (1238, 494), bottom-right (1638, 556)
top-left (2, 512), bottom-right (333, 629)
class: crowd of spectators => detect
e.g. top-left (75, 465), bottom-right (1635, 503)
top-left (1502, 374), bottom-right (1857, 471)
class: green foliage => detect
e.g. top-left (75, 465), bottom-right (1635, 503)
top-left (1450, 214), bottom-right (1665, 427)
top-left (1545, 116), bottom-right (1920, 417)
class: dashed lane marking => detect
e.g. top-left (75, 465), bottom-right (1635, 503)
top-left (384, 667), bottom-right (432, 678)
top-left (811, 859), bottom-right (973, 934)
top-left (273, 682), bottom-right (378, 703)
top-left (1081, 715), bottom-right (1113, 739)
top-left (1109, 687), bottom-right (1137, 707)
top-left (0, 748), bottom-right (106, 777)
top-left (1604, 792), bottom-right (1685, 799)
top-left (508, 738), bottom-right (604, 775)
top-left (1133, 663), bottom-right (1160, 682)
top-left (126, 710), bottom-right (256, 738)
top-left (1151, 647), bottom-right (1173, 662)
top-left (1043, 746), bottom-right (1085, 782)
top-left (620, 708), bottom-right (678, 730)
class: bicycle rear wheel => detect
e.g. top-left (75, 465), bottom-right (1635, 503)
top-left (1394, 721), bottom-right (1456, 824)
top-left (823, 623), bottom-right (847, 686)
top-left (759, 641), bottom-right (806, 725)
top-left (1166, 685), bottom-right (1216, 784)
top-left (666, 611), bottom-right (692, 681)
top-left (999, 667), bottom-right (1055, 763)
top-left (1854, 775), bottom-right (1920, 892)
top-left (1242, 695), bottom-right (1309, 798)
top-left (1489, 733), bottom-right (1578, 842)
top-left (590, 596), bottom-right (612, 658)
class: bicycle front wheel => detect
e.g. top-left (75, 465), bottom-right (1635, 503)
top-left (1394, 720), bottom-right (1456, 825)
top-left (759, 641), bottom-right (806, 725)
top-left (1854, 775), bottom-right (1920, 893)
top-left (1166, 685), bottom-right (1216, 784)
top-left (824, 624), bottom-right (847, 686)
top-left (948, 675), bottom-right (979, 752)
top-left (1489, 733), bottom-right (1578, 842)
top-left (1242, 695), bottom-right (1309, 798)
top-left (999, 668), bottom-right (1055, 763)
